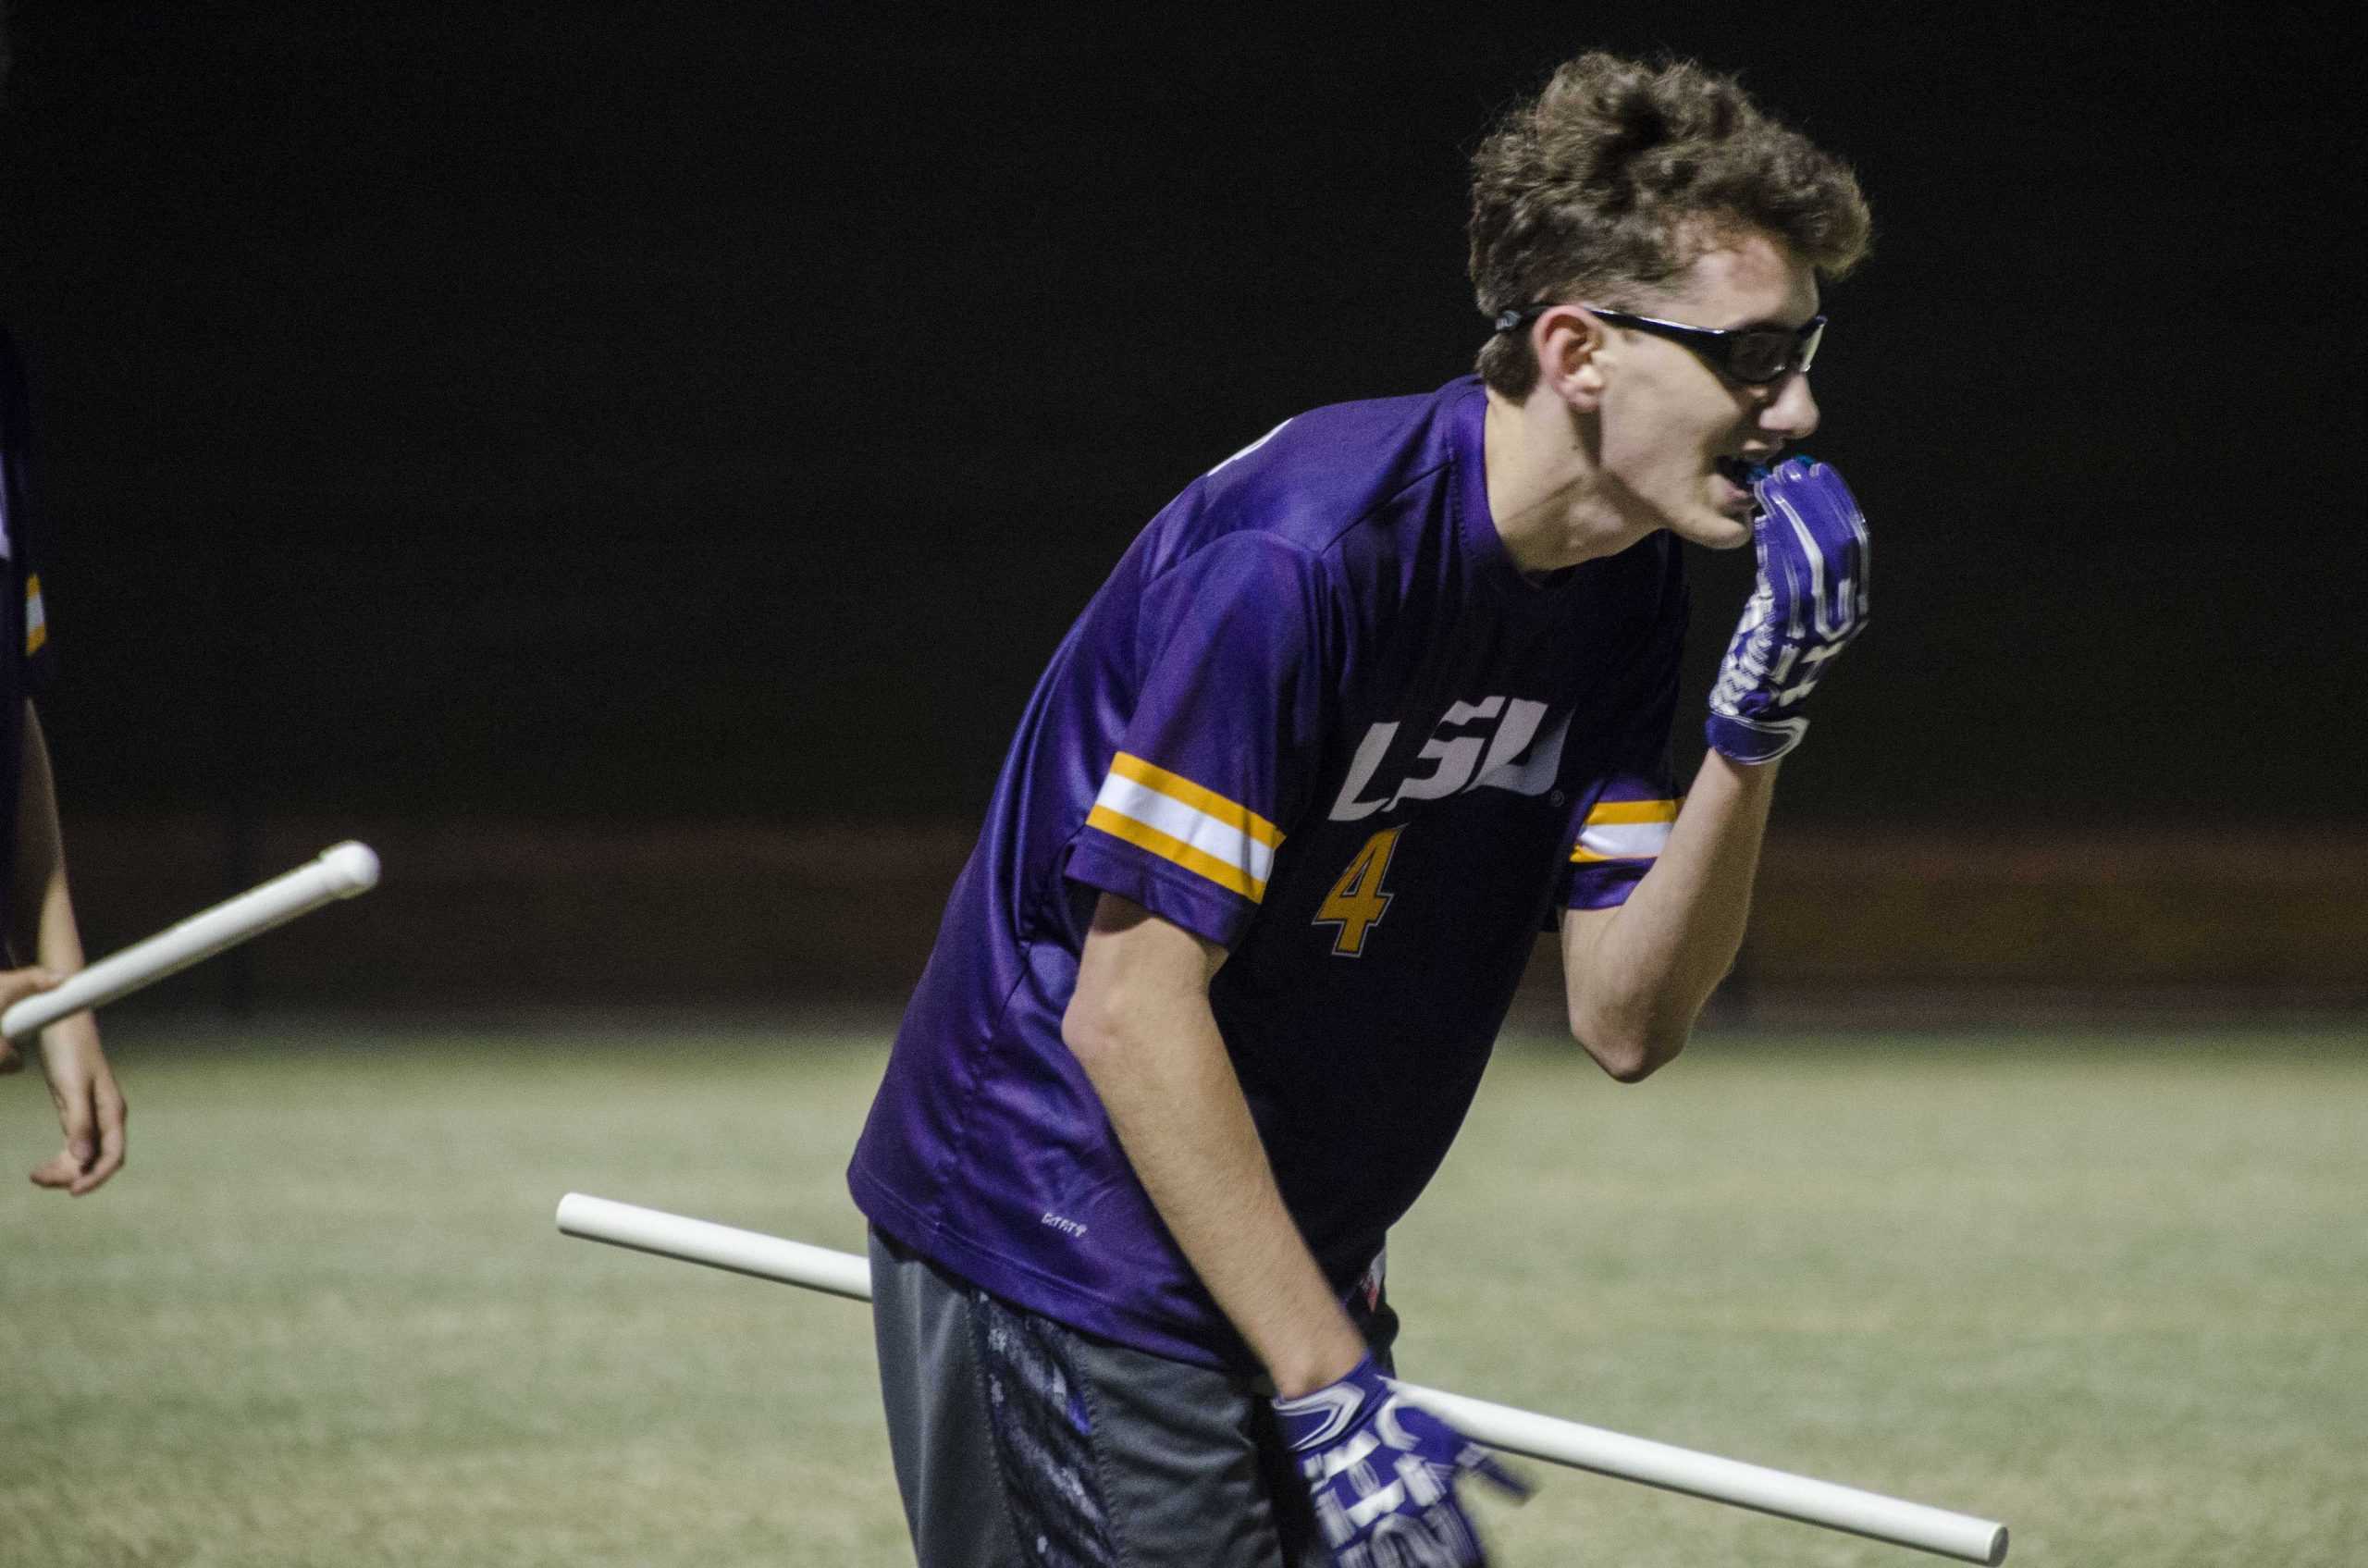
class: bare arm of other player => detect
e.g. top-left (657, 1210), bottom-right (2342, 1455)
top-left (1062, 891), bottom-right (1368, 1398)
top-left (1559, 750), bottom-right (1778, 1080)
top-left (0, 699), bottom-right (127, 1193)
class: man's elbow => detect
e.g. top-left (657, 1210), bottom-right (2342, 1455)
top-left (1568, 1006), bottom-right (1689, 1082)
top-left (1061, 985), bottom-right (1149, 1073)
top-left (1061, 994), bottom-right (1119, 1067)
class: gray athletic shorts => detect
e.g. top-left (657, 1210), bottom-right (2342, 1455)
top-left (869, 1228), bottom-right (1395, 1568)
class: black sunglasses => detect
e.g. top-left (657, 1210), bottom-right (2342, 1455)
top-left (1492, 302), bottom-right (1825, 386)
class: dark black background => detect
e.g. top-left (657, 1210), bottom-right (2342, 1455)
top-left (2, 5), bottom-right (2356, 826)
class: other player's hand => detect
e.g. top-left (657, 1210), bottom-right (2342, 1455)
top-left (1705, 455), bottom-right (1871, 765)
top-left (1275, 1353), bottom-right (1530, 1567)
top-left (6, 992), bottom-right (128, 1195)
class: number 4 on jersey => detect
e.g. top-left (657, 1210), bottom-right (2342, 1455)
top-left (1314, 826), bottom-right (1405, 957)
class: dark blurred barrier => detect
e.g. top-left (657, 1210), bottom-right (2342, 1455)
top-left (59, 817), bottom-right (2368, 1026)
top-left (58, 817), bottom-right (977, 1013)
top-left (1726, 828), bottom-right (2367, 1025)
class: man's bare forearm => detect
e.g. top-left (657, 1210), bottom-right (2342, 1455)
top-left (8, 700), bottom-right (121, 1195)
top-left (1565, 749), bottom-right (1778, 1073)
top-left (1062, 895), bottom-right (1365, 1397)
top-left (11, 702), bottom-right (86, 975)
top-left (1569, 454), bottom-right (1874, 1073)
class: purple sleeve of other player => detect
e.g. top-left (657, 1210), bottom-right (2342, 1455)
top-left (0, 330), bottom-right (56, 698)
top-left (0, 327), bottom-right (57, 943)
top-left (1063, 531), bottom-right (1332, 949)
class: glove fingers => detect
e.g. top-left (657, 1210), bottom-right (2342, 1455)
top-left (1746, 466), bottom-right (1794, 630)
top-left (1847, 500), bottom-right (1871, 624)
top-left (1753, 489), bottom-right (1810, 636)
top-left (1765, 504), bottom-right (1816, 649)
top-left (1463, 1449), bottom-right (1535, 1503)
top-left (1799, 459), bottom-right (1870, 632)
top-left (1820, 480), bottom-right (1869, 633)
top-left (1746, 463), bottom-right (1777, 582)
top-left (1769, 460), bottom-right (1868, 639)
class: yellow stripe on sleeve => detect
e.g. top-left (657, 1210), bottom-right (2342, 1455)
top-left (1582, 797), bottom-right (1679, 827)
top-left (1569, 796), bottom-right (1680, 864)
top-left (1086, 805), bottom-right (1267, 900)
top-left (1107, 752), bottom-right (1282, 849)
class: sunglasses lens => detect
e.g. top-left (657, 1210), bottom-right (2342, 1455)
top-left (1729, 319), bottom-right (1823, 384)
top-left (1729, 333), bottom-right (1791, 384)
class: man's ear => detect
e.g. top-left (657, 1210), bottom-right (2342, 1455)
top-left (1531, 305), bottom-right (1609, 413)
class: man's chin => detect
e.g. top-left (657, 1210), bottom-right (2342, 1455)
top-left (1669, 507), bottom-right (1756, 550)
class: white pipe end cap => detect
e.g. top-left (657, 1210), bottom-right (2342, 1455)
top-left (319, 841), bottom-right (382, 895)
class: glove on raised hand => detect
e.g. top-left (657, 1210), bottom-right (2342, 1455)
top-left (1705, 455), bottom-right (1872, 765)
top-left (1274, 1354), bottom-right (1530, 1568)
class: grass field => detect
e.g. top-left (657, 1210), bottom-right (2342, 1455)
top-left (2, 1020), bottom-right (2362, 1567)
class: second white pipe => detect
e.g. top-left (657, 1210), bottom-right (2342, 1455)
top-left (556, 1193), bottom-right (2007, 1564)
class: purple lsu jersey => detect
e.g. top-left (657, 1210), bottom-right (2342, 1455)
top-left (849, 376), bottom-right (1684, 1369)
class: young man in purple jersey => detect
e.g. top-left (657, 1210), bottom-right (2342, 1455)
top-left (849, 50), bottom-right (1872, 1568)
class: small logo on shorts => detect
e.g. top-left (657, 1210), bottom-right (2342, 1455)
top-left (1040, 1212), bottom-right (1089, 1239)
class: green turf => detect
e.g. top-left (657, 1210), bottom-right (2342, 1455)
top-left (2, 1022), bottom-right (2361, 1566)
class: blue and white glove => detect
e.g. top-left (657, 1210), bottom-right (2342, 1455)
top-left (1275, 1354), bottom-right (1530, 1568)
top-left (1706, 456), bottom-right (1872, 765)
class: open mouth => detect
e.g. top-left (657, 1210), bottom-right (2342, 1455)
top-left (1711, 456), bottom-right (1761, 519)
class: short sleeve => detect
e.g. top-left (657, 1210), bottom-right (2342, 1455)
top-left (0, 330), bottom-right (56, 696)
top-left (18, 570), bottom-right (54, 695)
top-left (1562, 571), bottom-right (1685, 913)
top-left (1065, 533), bottom-right (1328, 949)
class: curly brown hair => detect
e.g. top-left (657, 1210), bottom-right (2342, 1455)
top-left (1469, 52), bottom-right (1872, 398)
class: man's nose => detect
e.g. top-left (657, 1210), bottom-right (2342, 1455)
top-left (1760, 370), bottom-right (1820, 441)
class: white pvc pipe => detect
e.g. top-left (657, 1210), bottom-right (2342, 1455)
top-left (559, 1191), bottom-right (873, 1301)
top-left (1393, 1383), bottom-right (2007, 1564)
top-left (555, 1193), bottom-right (2008, 1564)
top-left (2, 841), bottom-right (381, 1040)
